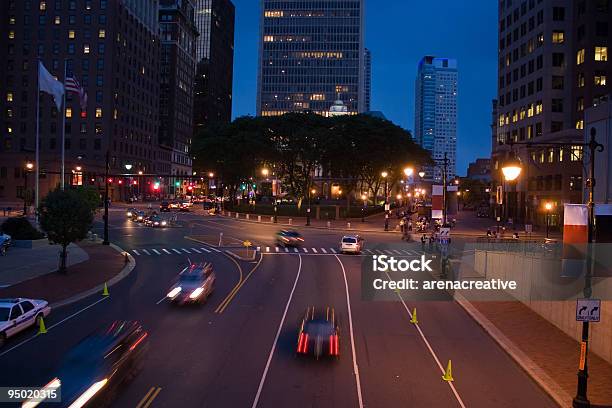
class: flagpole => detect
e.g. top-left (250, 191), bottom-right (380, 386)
top-left (61, 59), bottom-right (67, 190)
top-left (35, 61), bottom-right (41, 222)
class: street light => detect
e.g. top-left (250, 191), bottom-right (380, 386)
top-left (306, 187), bottom-right (315, 226)
top-left (544, 202), bottom-right (553, 238)
top-left (403, 167), bottom-right (414, 177)
top-left (125, 164), bottom-right (133, 171)
top-left (418, 171), bottom-right (426, 178)
top-left (23, 161), bottom-right (34, 215)
top-left (501, 152), bottom-right (522, 182)
top-left (208, 172), bottom-right (214, 178)
top-left (261, 168), bottom-right (269, 177)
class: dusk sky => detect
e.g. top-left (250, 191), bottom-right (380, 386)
top-left (230, 1), bottom-right (498, 176)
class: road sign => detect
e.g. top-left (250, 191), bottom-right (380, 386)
top-left (576, 298), bottom-right (601, 322)
top-left (243, 240), bottom-right (252, 248)
top-left (525, 224), bottom-right (533, 233)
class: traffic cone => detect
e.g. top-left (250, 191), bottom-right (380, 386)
top-left (38, 316), bottom-right (47, 334)
top-left (102, 283), bottom-right (109, 297)
top-left (410, 308), bottom-right (418, 324)
top-left (442, 360), bottom-right (454, 382)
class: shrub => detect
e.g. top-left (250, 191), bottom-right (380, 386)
top-left (0, 217), bottom-right (44, 240)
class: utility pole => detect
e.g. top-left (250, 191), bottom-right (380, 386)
top-left (103, 150), bottom-right (110, 246)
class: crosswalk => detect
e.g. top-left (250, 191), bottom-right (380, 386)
top-left (128, 246), bottom-right (423, 257)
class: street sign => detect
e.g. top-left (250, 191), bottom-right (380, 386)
top-left (525, 224), bottom-right (533, 233)
top-left (576, 298), bottom-right (601, 322)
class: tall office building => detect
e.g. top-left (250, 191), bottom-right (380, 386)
top-left (257, 0), bottom-right (366, 116)
top-left (492, 0), bottom-right (610, 225)
top-left (193, 0), bottom-right (235, 129)
top-left (0, 0), bottom-right (163, 202)
top-left (414, 56), bottom-right (458, 181)
top-left (159, 0), bottom-right (198, 177)
top-left (364, 48), bottom-right (371, 112)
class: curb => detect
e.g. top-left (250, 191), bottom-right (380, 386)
top-left (224, 249), bottom-right (257, 262)
top-left (50, 243), bottom-right (136, 309)
top-left (454, 292), bottom-right (569, 408)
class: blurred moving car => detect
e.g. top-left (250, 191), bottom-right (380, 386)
top-left (144, 214), bottom-right (167, 228)
top-left (160, 201), bottom-right (170, 212)
top-left (131, 210), bottom-right (146, 222)
top-left (179, 201), bottom-right (192, 212)
top-left (168, 201), bottom-right (181, 210)
top-left (276, 230), bottom-right (304, 247)
top-left (27, 321), bottom-right (149, 408)
top-left (296, 306), bottom-right (340, 359)
top-left (0, 232), bottom-right (11, 256)
top-left (166, 262), bottom-right (216, 305)
top-left (126, 208), bottom-right (137, 218)
top-left (0, 298), bottom-right (51, 347)
top-left (340, 235), bottom-right (364, 254)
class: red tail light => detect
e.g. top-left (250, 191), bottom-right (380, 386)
top-left (297, 333), bottom-right (309, 354)
top-left (130, 332), bottom-right (148, 351)
top-left (329, 335), bottom-right (339, 356)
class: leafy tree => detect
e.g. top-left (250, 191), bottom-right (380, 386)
top-left (38, 188), bottom-right (97, 273)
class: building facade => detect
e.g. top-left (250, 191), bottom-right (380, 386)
top-left (193, 0), bottom-right (235, 130)
top-left (414, 56), bottom-right (458, 182)
top-left (257, 0), bottom-right (366, 116)
top-left (364, 47), bottom-right (371, 112)
top-left (492, 0), bottom-right (611, 225)
top-left (159, 0), bottom-right (198, 177)
top-left (467, 158), bottom-right (492, 182)
top-left (0, 0), bottom-right (164, 203)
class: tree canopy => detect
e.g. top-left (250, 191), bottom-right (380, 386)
top-left (192, 113), bottom-right (431, 204)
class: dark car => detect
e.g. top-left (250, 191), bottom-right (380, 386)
top-left (296, 306), bottom-right (340, 359)
top-left (144, 214), bottom-right (167, 228)
top-left (166, 262), bottom-right (216, 305)
top-left (276, 230), bottom-right (304, 247)
top-left (28, 321), bottom-right (149, 408)
top-left (131, 210), bottom-right (146, 222)
top-left (126, 208), bottom-right (137, 218)
top-left (160, 201), bottom-right (170, 212)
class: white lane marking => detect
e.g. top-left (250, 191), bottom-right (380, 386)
top-left (162, 249), bottom-right (171, 254)
top-left (311, 248), bottom-right (317, 253)
top-left (210, 248), bottom-right (221, 253)
top-left (392, 249), bottom-right (402, 255)
top-left (0, 297), bottom-right (109, 358)
top-left (385, 270), bottom-right (466, 408)
top-left (284, 248), bottom-right (289, 253)
top-left (200, 247), bottom-right (211, 253)
top-left (275, 247), bottom-right (279, 252)
top-left (384, 250), bottom-right (393, 255)
top-left (321, 248), bottom-right (327, 253)
top-left (333, 255), bottom-right (364, 408)
top-left (330, 248), bottom-right (337, 253)
top-left (152, 249), bottom-right (161, 255)
top-left (142, 249), bottom-right (151, 256)
top-left (172, 249), bottom-right (182, 254)
top-left (251, 256), bottom-right (303, 408)
top-left (364, 249), bottom-right (373, 254)
top-left (181, 248), bottom-right (191, 254)
top-left (303, 247), bottom-right (308, 253)
top-left (266, 247), bottom-right (270, 253)
top-left (191, 248), bottom-right (202, 254)
top-left (132, 249), bottom-right (141, 256)
top-left (156, 296), bottom-right (167, 305)
top-left (293, 248), bottom-right (298, 253)
top-left (400, 249), bottom-right (410, 255)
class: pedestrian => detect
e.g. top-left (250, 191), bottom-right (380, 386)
top-left (399, 218), bottom-right (405, 234)
top-left (408, 220), bottom-right (413, 232)
top-left (421, 234), bottom-right (426, 251)
top-left (486, 229), bottom-right (492, 238)
top-left (428, 235), bottom-right (434, 250)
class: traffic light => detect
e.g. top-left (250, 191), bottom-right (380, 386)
top-left (153, 182), bottom-right (160, 190)
top-left (175, 181), bottom-right (180, 187)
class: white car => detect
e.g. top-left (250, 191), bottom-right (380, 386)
top-left (340, 235), bottom-right (365, 254)
top-left (0, 298), bottom-right (51, 347)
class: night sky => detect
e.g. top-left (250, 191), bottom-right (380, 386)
top-left (230, 1), bottom-right (498, 176)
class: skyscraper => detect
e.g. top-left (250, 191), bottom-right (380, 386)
top-left (257, 0), bottom-right (366, 116)
top-left (414, 56), bottom-right (458, 181)
top-left (364, 48), bottom-right (372, 112)
top-left (491, 0), bottom-right (611, 225)
top-left (193, 0), bottom-right (235, 129)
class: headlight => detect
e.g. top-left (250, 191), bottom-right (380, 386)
top-left (189, 287), bottom-right (204, 299)
top-left (68, 378), bottom-right (108, 408)
top-left (167, 287), bottom-right (182, 298)
top-left (154, 222), bottom-right (159, 225)
top-left (127, 212), bottom-right (132, 217)
top-left (161, 221), bottom-right (167, 226)
top-left (138, 216), bottom-right (143, 220)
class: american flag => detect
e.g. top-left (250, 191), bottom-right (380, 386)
top-left (64, 76), bottom-right (88, 109)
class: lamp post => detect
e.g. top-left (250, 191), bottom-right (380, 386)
top-left (361, 194), bottom-right (367, 222)
top-left (381, 171), bottom-right (389, 231)
top-left (306, 187), bottom-right (315, 226)
top-left (23, 161), bottom-right (34, 215)
top-left (103, 150), bottom-right (110, 245)
top-left (544, 202), bottom-right (553, 238)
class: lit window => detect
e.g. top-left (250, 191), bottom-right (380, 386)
top-left (535, 101), bottom-right (543, 114)
top-left (571, 146), bottom-right (583, 162)
top-left (264, 11), bottom-right (284, 17)
top-left (498, 114), bottom-right (505, 127)
top-left (520, 108), bottom-right (526, 120)
top-left (559, 148), bottom-right (564, 162)
top-left (595, 73), bottom-right (607, 86)
top-left (98, 29), bottom-right (105, 38)
top-left (39, 1), bottom-right (46, 11)
top-left (310, 94), bottom-right (325, 101)
top-left (84, 44), bottom-right (90, 53)
top-left (577, 73), bottom-right (585, 88)
top-left (8, 31), bottom-right (15, 39)
top-left (68, 30), bottom-right (75, 39)
top-left (95, 108), bottom-right (102, 118)
top-left (512, 110), bottom-right (518, 123)
top-left (576, 120), bottom-right (584, 130)
top-left (595, 46), bottom-right (608, 61)
top-left (6, 92), bottom-right (13, 102)
top-left (9, 16), bottom-right (15, 25)
top-left (263, 36), bottom-right (274, 42)
top-left (577, 49), bottom-right (585, 64)
top-left (54, 16), bottom-right (60, 24)
top-left (552, 31), bottom-right (564, 43)
top-left (548, 149), bottom-right (554, 163)
top-left (527, 104), bottom-right (534, 117)
top-left (66, 108), bottom-right (72, 118)
top-left (577, 97), bottom-right (584, 112)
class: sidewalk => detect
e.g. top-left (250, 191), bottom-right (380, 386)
top-left (0, 240), bottom-right (129, 306)
top-left (0, 242), bottom-right (89, 287)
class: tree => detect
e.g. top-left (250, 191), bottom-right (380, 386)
top-left (38, 187), bottom-right (97, 273)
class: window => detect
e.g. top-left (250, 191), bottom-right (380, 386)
top-left (6, 93), bottom-right (13, 102)
top-left (54, 15), bottom-right (60, 24)
top-left (95, 108), bottom-right (102, 118)
top-left (68, 30), bottom-right (75, 39)
top-left (551, 121), bottom-right (563, 133)
top-left (552, 31), bottom-right (564, 44)
top-left (9, 305), bottom-right (23, 320)
top-left (552, 7), bottom-right (565, 21)
top-left (527, 104), bottom-right (534, 117)
top-left (535, 122), bottom-right (542, 137)
top-left (67, 43), bottom-right (74, 54)
top-left (577, 49), bottom-right (585, 65)
top-left (577, 97), bottom-right (584, 112)
top-left (595, 47), bottom-right (608, 61)
top-left (577, 73), bottom-right (585, 87)
top-left (65, 108), bottom-right (72, 118)
top-left (20, 301), bottom-right (34, 313)
top-left (552, 76), bottom-right (564, 90)
top-left (98, 29), bottom-right (105, 38)
top-left (576, 120), bottom-right (584, 130)
top-left (83, 44), bottom-right (90, 54)
top-left (535, 100), bottom-right (543, 114)
top-left (39, 1), bottom-right (47, 11)
top-left (552, 99), bottom-right (563, 113)
top-left (570, 146), bottom-right (583, 162)
top-left (548, 149), bottom-right (555, 163)
top-left (98, 43), bottom-right (105, 54)
top-left (596, 22), bottom-right (608, 37)
top-left (595, 72), bottom-right (607, 86)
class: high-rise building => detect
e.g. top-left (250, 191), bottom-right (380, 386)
top-left (364, 48), bottom-right (372, 112)
top-left (193, 0), bottom-right (235, 129)
top-left (492, 0), bottom-right (610, 225)
top-left (414, 56), bottom-right (458, 181)
top-left (0, 0), bottom-right (164, 202)
top-left (159, 0), bottom-right (198, 177)
top-left (257, 0), bottom-right (366, 116)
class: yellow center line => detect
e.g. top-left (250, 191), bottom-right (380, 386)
top-left (135, 387), bottom-right (155, 408)
top-left (142, 387), bottom-right (162, 408)
top-left (214, 254), bottom-right (244, 313)
top-left (216, 254), bottom-right (264, 314)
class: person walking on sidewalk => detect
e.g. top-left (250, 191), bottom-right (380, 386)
top-left (421, 234), bottom-right (427, 251)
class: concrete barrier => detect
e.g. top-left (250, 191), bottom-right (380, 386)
top-left (270, 216), bottom-right (274, 223)
top-left (235, 213), bottom-right (239, 219)
top-left (327, 221), bottom-right (331, 229)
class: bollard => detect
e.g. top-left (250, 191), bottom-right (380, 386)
top-left (288, 218), bottom-right (293, 225)
top-left (347, 222), bottom-right (351, 230)
top-left (236, 213), bottom-right (239, 219)
top-left (227, 212), bottom-right (231, 217)
top-left (327, 221), bottom-right (331, 229)
top-left (258, 215), bottom-right (262, 222)
top-left (270, 216), bottom-right (274, 223)
top-left (246, 214), bottom-right (250, 220)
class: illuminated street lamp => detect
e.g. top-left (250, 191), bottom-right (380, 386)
top-left (23, 161), bottom-right (34, 215)
top-left (544, 202), bottom-right (553, 238)
top-left (261, 168), bottom-right (269, 177)
top-left (125, 164), bottom-right (133, 171)
top-left (306, 187), bottom-right (316, 226)
top-left (501, 153), bottom-right (522, 182)
top-left (403, 167), bottom-right (414, 177)
top-left (418, 171), bottom-right (425, 178)
top-left (208, 172), bottom-right (214, 178)
top-left (361, 193), bottom-right (368, 222)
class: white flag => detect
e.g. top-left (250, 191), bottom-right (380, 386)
top-left (38, 61), bottom-right (64, 110)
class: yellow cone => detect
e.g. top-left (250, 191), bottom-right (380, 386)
top-left (410, 307), bottom-right (418, 324)
top-left (102, 283), bottom-right (109, 297)
top-left (38, 316), bottom-right (47, 334)
top-left (442, 360), bottom-right (454, 382)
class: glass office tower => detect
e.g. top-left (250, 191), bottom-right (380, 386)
top-left (257, 0), bottom-right (365, 116)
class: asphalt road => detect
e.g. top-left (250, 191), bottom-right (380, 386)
top-left (0, 208), bottom-right (557, 407)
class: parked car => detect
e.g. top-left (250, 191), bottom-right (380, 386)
top-left (339, 235), bottom-right (365, 254)
top-left (0, 298), bottom-right (51, 347)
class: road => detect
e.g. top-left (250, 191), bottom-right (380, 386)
top-left (0, 208), bottom-right (557, 407)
